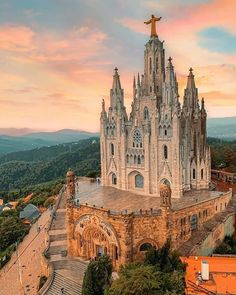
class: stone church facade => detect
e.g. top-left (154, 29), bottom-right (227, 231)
top-left (66, 21), bottom-right (234, 270)
top-left (100, 34), bottom-right (211, 198)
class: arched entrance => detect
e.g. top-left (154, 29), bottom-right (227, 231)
top-left (75, 215), bottom-right (120, 268)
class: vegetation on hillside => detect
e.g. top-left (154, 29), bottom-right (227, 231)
top-left (0, 138), bottom-right (100, 191)
top-left (0, 210), bottom-right (30, 268)
top-left (209, 137), bottom-right (236, 173)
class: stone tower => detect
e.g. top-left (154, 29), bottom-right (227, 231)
top-left (100, 28), bottom-right (211, 198)
top-left (66, 168), bottom-right (75, 204)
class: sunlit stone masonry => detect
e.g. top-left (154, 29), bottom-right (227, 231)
top-left (66, 17), bottom-right (234, 270)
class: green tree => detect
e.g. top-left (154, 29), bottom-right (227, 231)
top-left (82, 256), bottom-right (112, 295)
top-left (105, 264), bottom-right (161, 295)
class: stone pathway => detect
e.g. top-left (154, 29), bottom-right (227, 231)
top-left (43, 190), bottom-right (88, 295)
top-left (0, 209), bottom-right (51, 295)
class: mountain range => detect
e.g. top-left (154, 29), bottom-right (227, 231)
top-left (0, 116), bottom-right (235, 154)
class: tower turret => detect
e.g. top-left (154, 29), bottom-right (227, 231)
top-left (110, 67), bottom-right (124, 110)
top-left (66, 168), bottom-right (75, 205)
top-left (183, 68), bottom-right (199, 111)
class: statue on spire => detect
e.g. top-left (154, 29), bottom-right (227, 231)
top-left (144, 14), bottom-right (162, 37)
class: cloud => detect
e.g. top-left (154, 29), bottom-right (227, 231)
top-left (0, 25), bottom-right (34, 52)
top-left (199, 27), bottom-right (236, 53)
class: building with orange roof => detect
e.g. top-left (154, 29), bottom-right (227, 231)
top-left (182, 255), bottom-right (236, 294)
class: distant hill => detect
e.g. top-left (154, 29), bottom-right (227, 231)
top-left (0, 137), bottom-right (100, 191)
top-left (0, 129), bottom-right (99, 155)
top-left (207, 116), bottom-right (236, 140)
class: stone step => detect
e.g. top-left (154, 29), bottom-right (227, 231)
top-left (49, 229), bottom-right (67, 236)
top-left (50, 240), bottom-right (67, 247)
top-left (46, 271), bottom-right (82, 295)
top-left (48, 244), bottom-right (67, 255)
top-left (50, 233), bottom-right (67, 242)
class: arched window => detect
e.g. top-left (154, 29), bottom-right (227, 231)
top-left (191, 214), bottom-right (198, 230)
top-left (126, 155), bottom-right (129, 164)
top-left (134, 155), bottom-right (137, 164)
top-left (201, 169), bottom-right (204, 179)
top-left (149, 57), bottom-right (152, 74)
top-left (135, 174), bottom-right (144, 188)
top-left (164, 145), bottom-right (168, 159)
top-left (164, 129), bottom-right (167, 136)
top-left (156, 57), bottom-right (158, 72)
top-left (144, 107), bottom-right (149, 120)
top-left (150, 86), bottom-right (152, 93)
top-left (140, 243), bottom-right (152, 251)
top-left (110, 143), bottom-right (114, 156)
top-left (112, 173), bottom-right (117, 185)
top-left (193, 169), bottom-right (196, 179)
top-left (137, 155), bottom-right (141, 164)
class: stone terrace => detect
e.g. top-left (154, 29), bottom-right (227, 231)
top-left (77, 179), bottom-right (226, 212)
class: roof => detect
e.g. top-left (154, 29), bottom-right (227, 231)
top-left (19, 203), bottom-right (40, 221)
top-left (76, 179), bottom-right (225, 212)
top-left (182, 256), bottom-right (236, 294)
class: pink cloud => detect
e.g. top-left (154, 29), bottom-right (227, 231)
top-left (0, 25), bottom-right (34, 52)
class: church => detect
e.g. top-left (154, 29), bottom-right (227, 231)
top-left (66, 16), bottom-right (234, 270)
top-left (100, 15), bottom-right (210, 198)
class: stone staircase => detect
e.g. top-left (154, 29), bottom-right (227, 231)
top-left (41, 188), bottom-right (88, 295)
top-left (45, 271), bottom-right (82, 295)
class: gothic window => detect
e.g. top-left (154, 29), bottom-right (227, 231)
top-left (140, 142), bottom-right (143, 148)
top-left (164, 145), bottom-right (168, 159)
top-left (156, 57), bottom-right (158, 72)
top-left (150, 86), bottom-right (152, 92)
top-left (133, 129), bottom-right (142, 147)
top-left (134, 155), bottom-right (137, 164)
top-left (135, 174), bottom-right (144, 188)
top-left (149, 57), bottom-right (152, 74)
top-left (141, 155), bottom-right (144, 163)
top-left (193, 169), bottom-right (196, 179)
top-left (140, 243), bottom-right (152, 251)
top-left (191, 215), bottom-right (198, 230)
top-left (164, 129), bottom-right (167, 136)
top-left (110, 143), bottom-right (114, 156)
top-left (112, 173), bottom-right (117, 185)
top-left (144, 107), bottom-right (149, 120)
top-left (126, 155), bottom-right (129, 164)
top-left (137, 155), bottom-right (141, 164)
top-left (157, 85), bottom-right (159, 92)
top-left (201, 169), bottom-right (204, 179)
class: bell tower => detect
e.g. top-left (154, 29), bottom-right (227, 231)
top-left (143, 15), bottom-right (165, 101)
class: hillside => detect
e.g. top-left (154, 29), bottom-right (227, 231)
top-left (0, 130), bottom-right (99, 155)
top-left (0, 137), bottom-right (100, 191)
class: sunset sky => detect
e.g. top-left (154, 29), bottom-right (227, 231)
top-left (0, 0), bottom-right (235, 132)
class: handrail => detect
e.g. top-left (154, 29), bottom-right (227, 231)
top-left (37, 185), bottom-right (66, 295)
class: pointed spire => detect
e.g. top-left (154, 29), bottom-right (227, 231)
top-left (187, 67), bottom-right (196, 89)
top-left (137, 73), bottom-right (141, 87)
top-left (112, 67), bottom-right (122, 91)
top-left (165, 56), bottom-right (175, 85)
top-left (102, 99), bottom-right (105, 112)
top-left (133, 75), bottom-right (136, 88)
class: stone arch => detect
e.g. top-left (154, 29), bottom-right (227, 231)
top-left (160, 178), bottom-right (171, 188)
top-left (134, 238), bottom-right (158, 262)
top-left (108, 172), bottom-right (117, 185)
top-left (128, 170), bottom-right (144, 190)
top-left (75, 214), bottom-right (120, 266)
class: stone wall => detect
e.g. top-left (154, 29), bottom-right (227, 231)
top-left (67, 190), bottom-right (232, 269)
